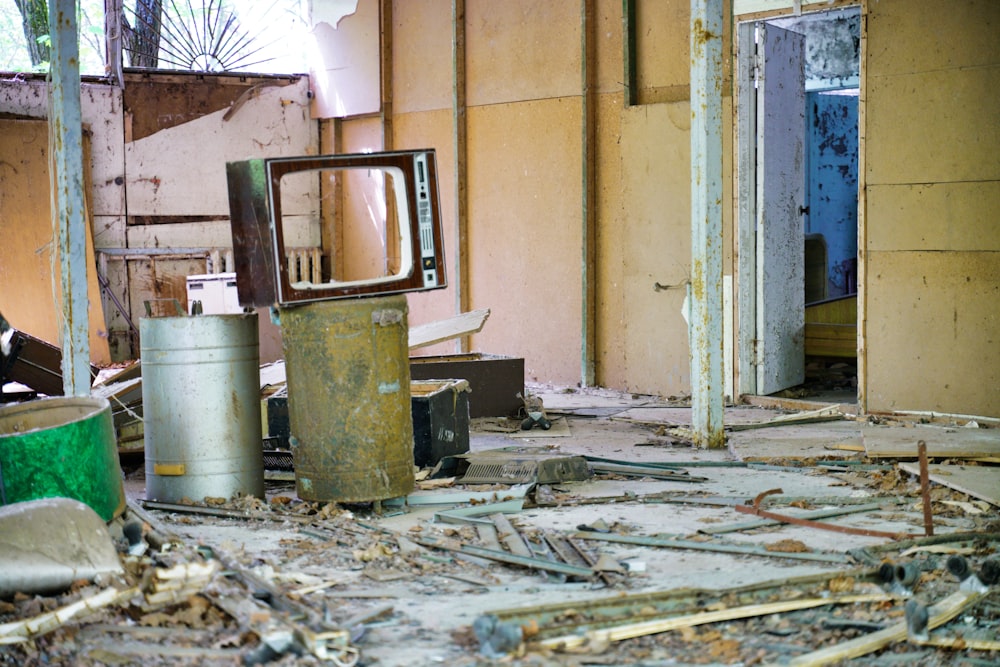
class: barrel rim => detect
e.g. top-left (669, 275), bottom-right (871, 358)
top-left (0, 396), bottom-right (112, 436)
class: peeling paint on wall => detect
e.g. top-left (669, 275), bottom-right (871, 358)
top-left (309, 0), bottom-right (379, 118)
top-left (770, 7), bottom-right (860, 90)
top-left (807, 89), bottom-right (858, 298)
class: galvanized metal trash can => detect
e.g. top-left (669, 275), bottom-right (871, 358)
top-left (280, 295), bottom-right (415, 503)
top-left (141, 313), bottom-right (264, 503)
top-left (0, 396), bottom-right (126, 521)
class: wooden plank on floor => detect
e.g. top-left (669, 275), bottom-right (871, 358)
top-left (862, 425), bottom-right (1000, 459)
top-left (408, 309), bottom-right (490, 350)
top-left (898, 462), bottom-right (1000, 507)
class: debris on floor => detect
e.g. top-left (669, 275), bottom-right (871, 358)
top-left (1, 386), bottom-right (997, 666)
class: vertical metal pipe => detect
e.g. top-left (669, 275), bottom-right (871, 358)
top-left (581, 0), bottom-right (596, 387)
top-left (49, 0), bottom-right (91, 397)
top-left (689, 0), bottom-right (725, 448)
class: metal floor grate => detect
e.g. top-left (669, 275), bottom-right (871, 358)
top-left (458, 449), bottom-right (590, 484)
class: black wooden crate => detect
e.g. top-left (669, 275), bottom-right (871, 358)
top-left (410, 379), bottom-right (471, 468)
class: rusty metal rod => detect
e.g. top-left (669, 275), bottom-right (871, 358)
top-left (734, 488), bottom-right (921, 540)
top-left (918, 440), bottom-right (934, 536)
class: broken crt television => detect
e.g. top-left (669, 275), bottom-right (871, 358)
top-left (226, 149), bottom-right (446, 307)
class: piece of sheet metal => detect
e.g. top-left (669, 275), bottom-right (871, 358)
top-left (0, 498), bottom-right (123, 597)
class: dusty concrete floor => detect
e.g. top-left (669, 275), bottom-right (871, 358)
top-left (4, 384), bottom-right (998, 666)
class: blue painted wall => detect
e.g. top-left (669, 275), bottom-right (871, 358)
top-left (806, 90), bottom-right (858, 298)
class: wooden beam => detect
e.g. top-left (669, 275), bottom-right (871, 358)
top-left (452, 0), bottom-right (470, 351)
top-left (408, 309), bottom-right (490, 350)
top-left (379, 0), bottom-right (393, 150)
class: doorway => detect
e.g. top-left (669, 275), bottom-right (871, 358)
top-left (736, 6), bottom-right (861, 402)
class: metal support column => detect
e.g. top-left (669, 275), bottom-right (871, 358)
top-left (580, 0), bottom-right (596, 387)
top-left (49, 0), bottom-right (91, 397)
top-left (689, 0), bottom-right (725, 448)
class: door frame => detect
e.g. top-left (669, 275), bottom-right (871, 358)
top-left (732, 2), bottom-right (867, 408)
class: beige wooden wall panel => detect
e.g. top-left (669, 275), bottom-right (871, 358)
top-left (339, 117), bottom-right (386, 284)
top-left (594, 0), bottom-right (625, 94)
top-left (863, 0), bottom-right (1000, 416)
top-left (466, 0), bottom-right (581, 107)
top-left (866, 0), bottom-right (999, 76)
top-left (596, 91), bottom-right (733, 395)
top-left (868, 182), bottom-right (1000, 252)
top-left (636, 0), bottom-right (690, 92)
top-left (866, 251), bottom-right (1000, 417)
top-left (0, 120), bottom-right (111, 365)
top-left (124, 79), bottom-right (315, 217)
top-left (466, 98), bottom-right (583, 383)
top-left (617, 102), bottom-right (693, 395)
top-left (393, 110), bottom-right (460, 350)
top-left (866, 67), bottom-right (1000, 186)
top-left (341, 116), bottom-right (384, 153)
top-left (392, 0), bottom-right (452, 114)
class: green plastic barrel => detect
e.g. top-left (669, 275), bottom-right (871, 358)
top-left (281, 295), bottom-right (415, 503)
top-left (0, 397), bottom-right (126, 521)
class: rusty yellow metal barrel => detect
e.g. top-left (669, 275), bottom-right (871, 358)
top-left (280, 295), bottom-right (414, 503)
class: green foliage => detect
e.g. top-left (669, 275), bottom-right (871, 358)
top-left (2, 0), bottom-right (107, 74)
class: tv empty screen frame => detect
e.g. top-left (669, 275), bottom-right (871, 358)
top-left (226, 149), bottom-right (447, 307)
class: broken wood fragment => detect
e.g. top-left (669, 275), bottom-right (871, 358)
top-left (408, 308), bottom-right (490, 350)
top-left (0, 586), bottom-right (137, 645)
top-left (862, 424), bottom-right (1000, 459)
top-left (909, 635), bottom-right (1000, 651)
top-left (726, 405), bottom-right (844, 431)
top-left (786, 589), bottom-right (987, 666)
top-left (898, 461), bottom-right (1000, 507)
top-left (83, 642), bottom-right (244, 660)
top-left (539, 593), bottom-right (890, 651)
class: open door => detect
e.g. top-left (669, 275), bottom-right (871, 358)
top-left (738, 22), bottom-right (806, 396)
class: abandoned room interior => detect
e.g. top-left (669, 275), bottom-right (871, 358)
top-left (0, 0), bottom-right (998, 665)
